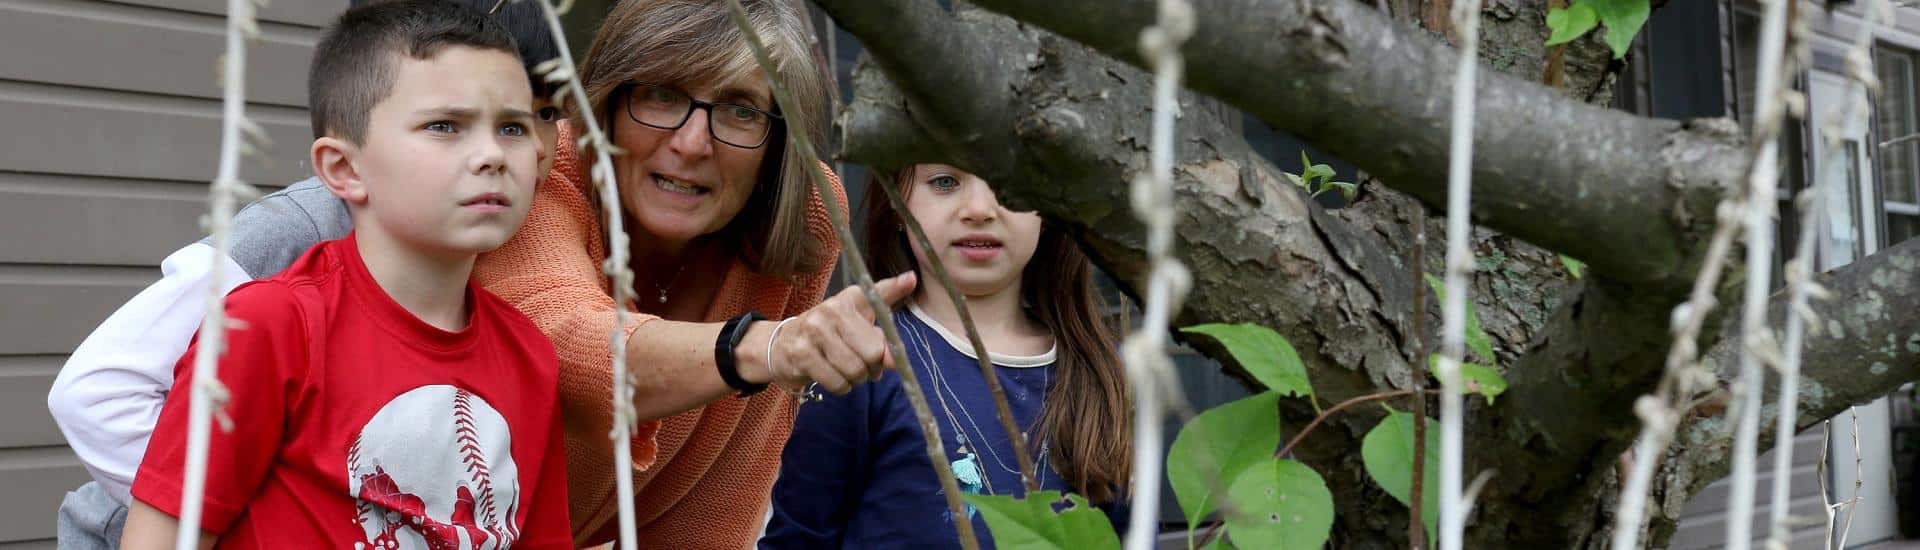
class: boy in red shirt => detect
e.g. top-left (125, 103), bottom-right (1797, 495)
top-left (119, 2), bottom-right (569, 548)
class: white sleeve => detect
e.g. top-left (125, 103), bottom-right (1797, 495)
top-left (45, 242), bottom-right (253, 505)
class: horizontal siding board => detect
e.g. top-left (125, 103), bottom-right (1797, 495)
top-left (1669, 494), bottom-right (1829, 550)
top-left (1, 0), bottom-right (316, 107)
top-left (0, 265), bottom-right (157, 355)
top-left (0, 173), bottom-right (205, 266)
top-left (1682, 463), bottom-right (1824, 515)
top-left (0, 357), bottom-right (64, 448)
top-left (0, 81), bottom-right (313, 185)
top-left (0, 447), bottom-right (89, 543)
top-left (1672, 428), bottom-right (1831, 548)
top-left (101, 0), bottom-right (336, 28)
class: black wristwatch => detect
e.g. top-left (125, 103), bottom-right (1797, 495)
top-left (715, 311), bottom-right (769, 397)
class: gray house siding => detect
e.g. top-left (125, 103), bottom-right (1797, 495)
top-left (0, 0), bottom-right (328, 545)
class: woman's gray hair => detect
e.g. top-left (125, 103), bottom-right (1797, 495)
top-left (577, 0), bottom-right (834, 279)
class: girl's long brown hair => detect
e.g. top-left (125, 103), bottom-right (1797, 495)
top-left (861, 167), bottom-right (1133, 504)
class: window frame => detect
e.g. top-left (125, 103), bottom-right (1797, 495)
top-left (1872, 41), bottom-right (1920, 248)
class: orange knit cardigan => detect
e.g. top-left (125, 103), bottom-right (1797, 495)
top-left (474, 127), bottom-right (843, 547)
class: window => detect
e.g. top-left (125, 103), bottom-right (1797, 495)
top-left (1732, 8), bottom-right (1809, 283)
top-left (1823, 139), bottom-right (1867, 265)
top-left (1874, 43), bottom-right (1920, 246)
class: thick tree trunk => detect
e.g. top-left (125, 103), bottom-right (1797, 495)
top-left (817, 0), bottom-right (1912, 547)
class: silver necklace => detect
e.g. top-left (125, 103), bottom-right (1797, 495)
top-left (908, 321), bottom-right (1000, 495)
top-left (914, 320), bottom-right (1051, 478)
top-left (653, 263), bottom-right (686, 304)
top-left (906, 319), bottom-right (1051, 492)
top-left (934, 345), bottom-right (1051, 479)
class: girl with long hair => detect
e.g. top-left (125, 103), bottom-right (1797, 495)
top-left (761, 164), bottom-right (1132, 548)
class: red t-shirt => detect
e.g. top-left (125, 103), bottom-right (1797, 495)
top-left (132, 234), bottom-right (571, 549)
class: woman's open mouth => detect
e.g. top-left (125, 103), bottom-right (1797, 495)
top-left (654, 174), bottom-right (710, 196)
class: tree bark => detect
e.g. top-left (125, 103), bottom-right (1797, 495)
top-left (962, 0), bottom-right (1744, 287)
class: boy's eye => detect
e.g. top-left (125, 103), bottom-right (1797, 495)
top-left (425, 121), bottom-right (456, 133)
top-left (500, 123), bottom-right (528, 137)
top-left (537, 106), bottom-right (560, 122)
top-left (927, 175), bottom-right (960, 192)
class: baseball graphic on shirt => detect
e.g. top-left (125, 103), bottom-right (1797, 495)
top-left (347, 385), bottom-right (522, 550)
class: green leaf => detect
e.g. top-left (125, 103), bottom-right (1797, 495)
top-left (1542, 0), bottom-right (1648, 58)
top-left (1588, 0), bottom-right (1651, 59)
top-left (1559, 254), bottom-right (1585, 279)
top-left (1361, 411), bottom-right (1441, 546)
top-left (1224, 459), bottom-right (1335, 550)
top-left (1284, 172), bottom-right (1308, 190)
top-left (1181, 324), bottom-right (1314, 399)
top-left (965, 491), bottom-right (1122, 550)
top-left (1325, 181), bottom-right (1358, 202)
top-left (1304, 164), bottom-right (1336, 185)
top-left (1544, 3), bottom-right (1599, 46)
top-left (1422, 274), bottom-right (1497, 363)
top-left (1167, 392), bottom-right (1283, 537)
top-left (1427, 354), bottom-right (1510, 405)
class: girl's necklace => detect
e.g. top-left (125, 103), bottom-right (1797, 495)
top-left (906, 319), bottom-right (1051, 495)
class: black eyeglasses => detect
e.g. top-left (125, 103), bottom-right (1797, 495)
top-left (621, 82), bottom-right (783, 149)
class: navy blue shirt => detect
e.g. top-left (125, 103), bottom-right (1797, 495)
top-left (762, 304), bottom-right (1128, 549)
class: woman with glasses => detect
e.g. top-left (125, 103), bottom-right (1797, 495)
top-left (473, 0), bottom-right (912, 547)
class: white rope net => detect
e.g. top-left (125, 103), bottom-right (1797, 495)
top-left (175, 0), bottom-right (266, 547)
top-left (1769, 1), bottom-right (1886, 547)
top-left (1436, 1), bottom-right (1483, 548)
top-left (1120, 1), bottom-right (1197, 549)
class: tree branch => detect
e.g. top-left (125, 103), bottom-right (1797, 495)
top-left (1276, 389), bottom-right (1429, 459)
top-left (812, 0), bottom-right (1027, 176)
top-left (836, 57), bottom-right (943, 165)
top-left (1679, 238), bottom-right (1920, 498)
top-left (965, 0), bottom-right (1748, 287)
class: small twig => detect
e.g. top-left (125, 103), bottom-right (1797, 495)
top-left (1820, 418), bottom-right (1836, 550)
top-left (1836, 407), bottom-right (1864, 549)
top-left (721, 2), bottom-right (978, 548)
top-left (1458, 469), bottom-right (1497, 520)
top-left (876, 173), bottom-right (1040, 492)
top-left (1881, 132), bottom-right (1920, 149)
top-left (1820, 409), bottom-right (1865, 550)
top-left (1410, 203), bottom-right (1430, 550)
top-left (1193, 520), bottom-right (1225, 548)
top-left (1275, 389), bottom-right (1435, 459)
top-left (1540, 0), bottom-right (1570, 88)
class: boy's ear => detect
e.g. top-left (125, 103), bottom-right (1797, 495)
top-left (311, 136), bottom-right (368, 205)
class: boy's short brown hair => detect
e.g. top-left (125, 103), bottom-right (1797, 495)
top-left (308, 0), bottom-right (521, 143)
